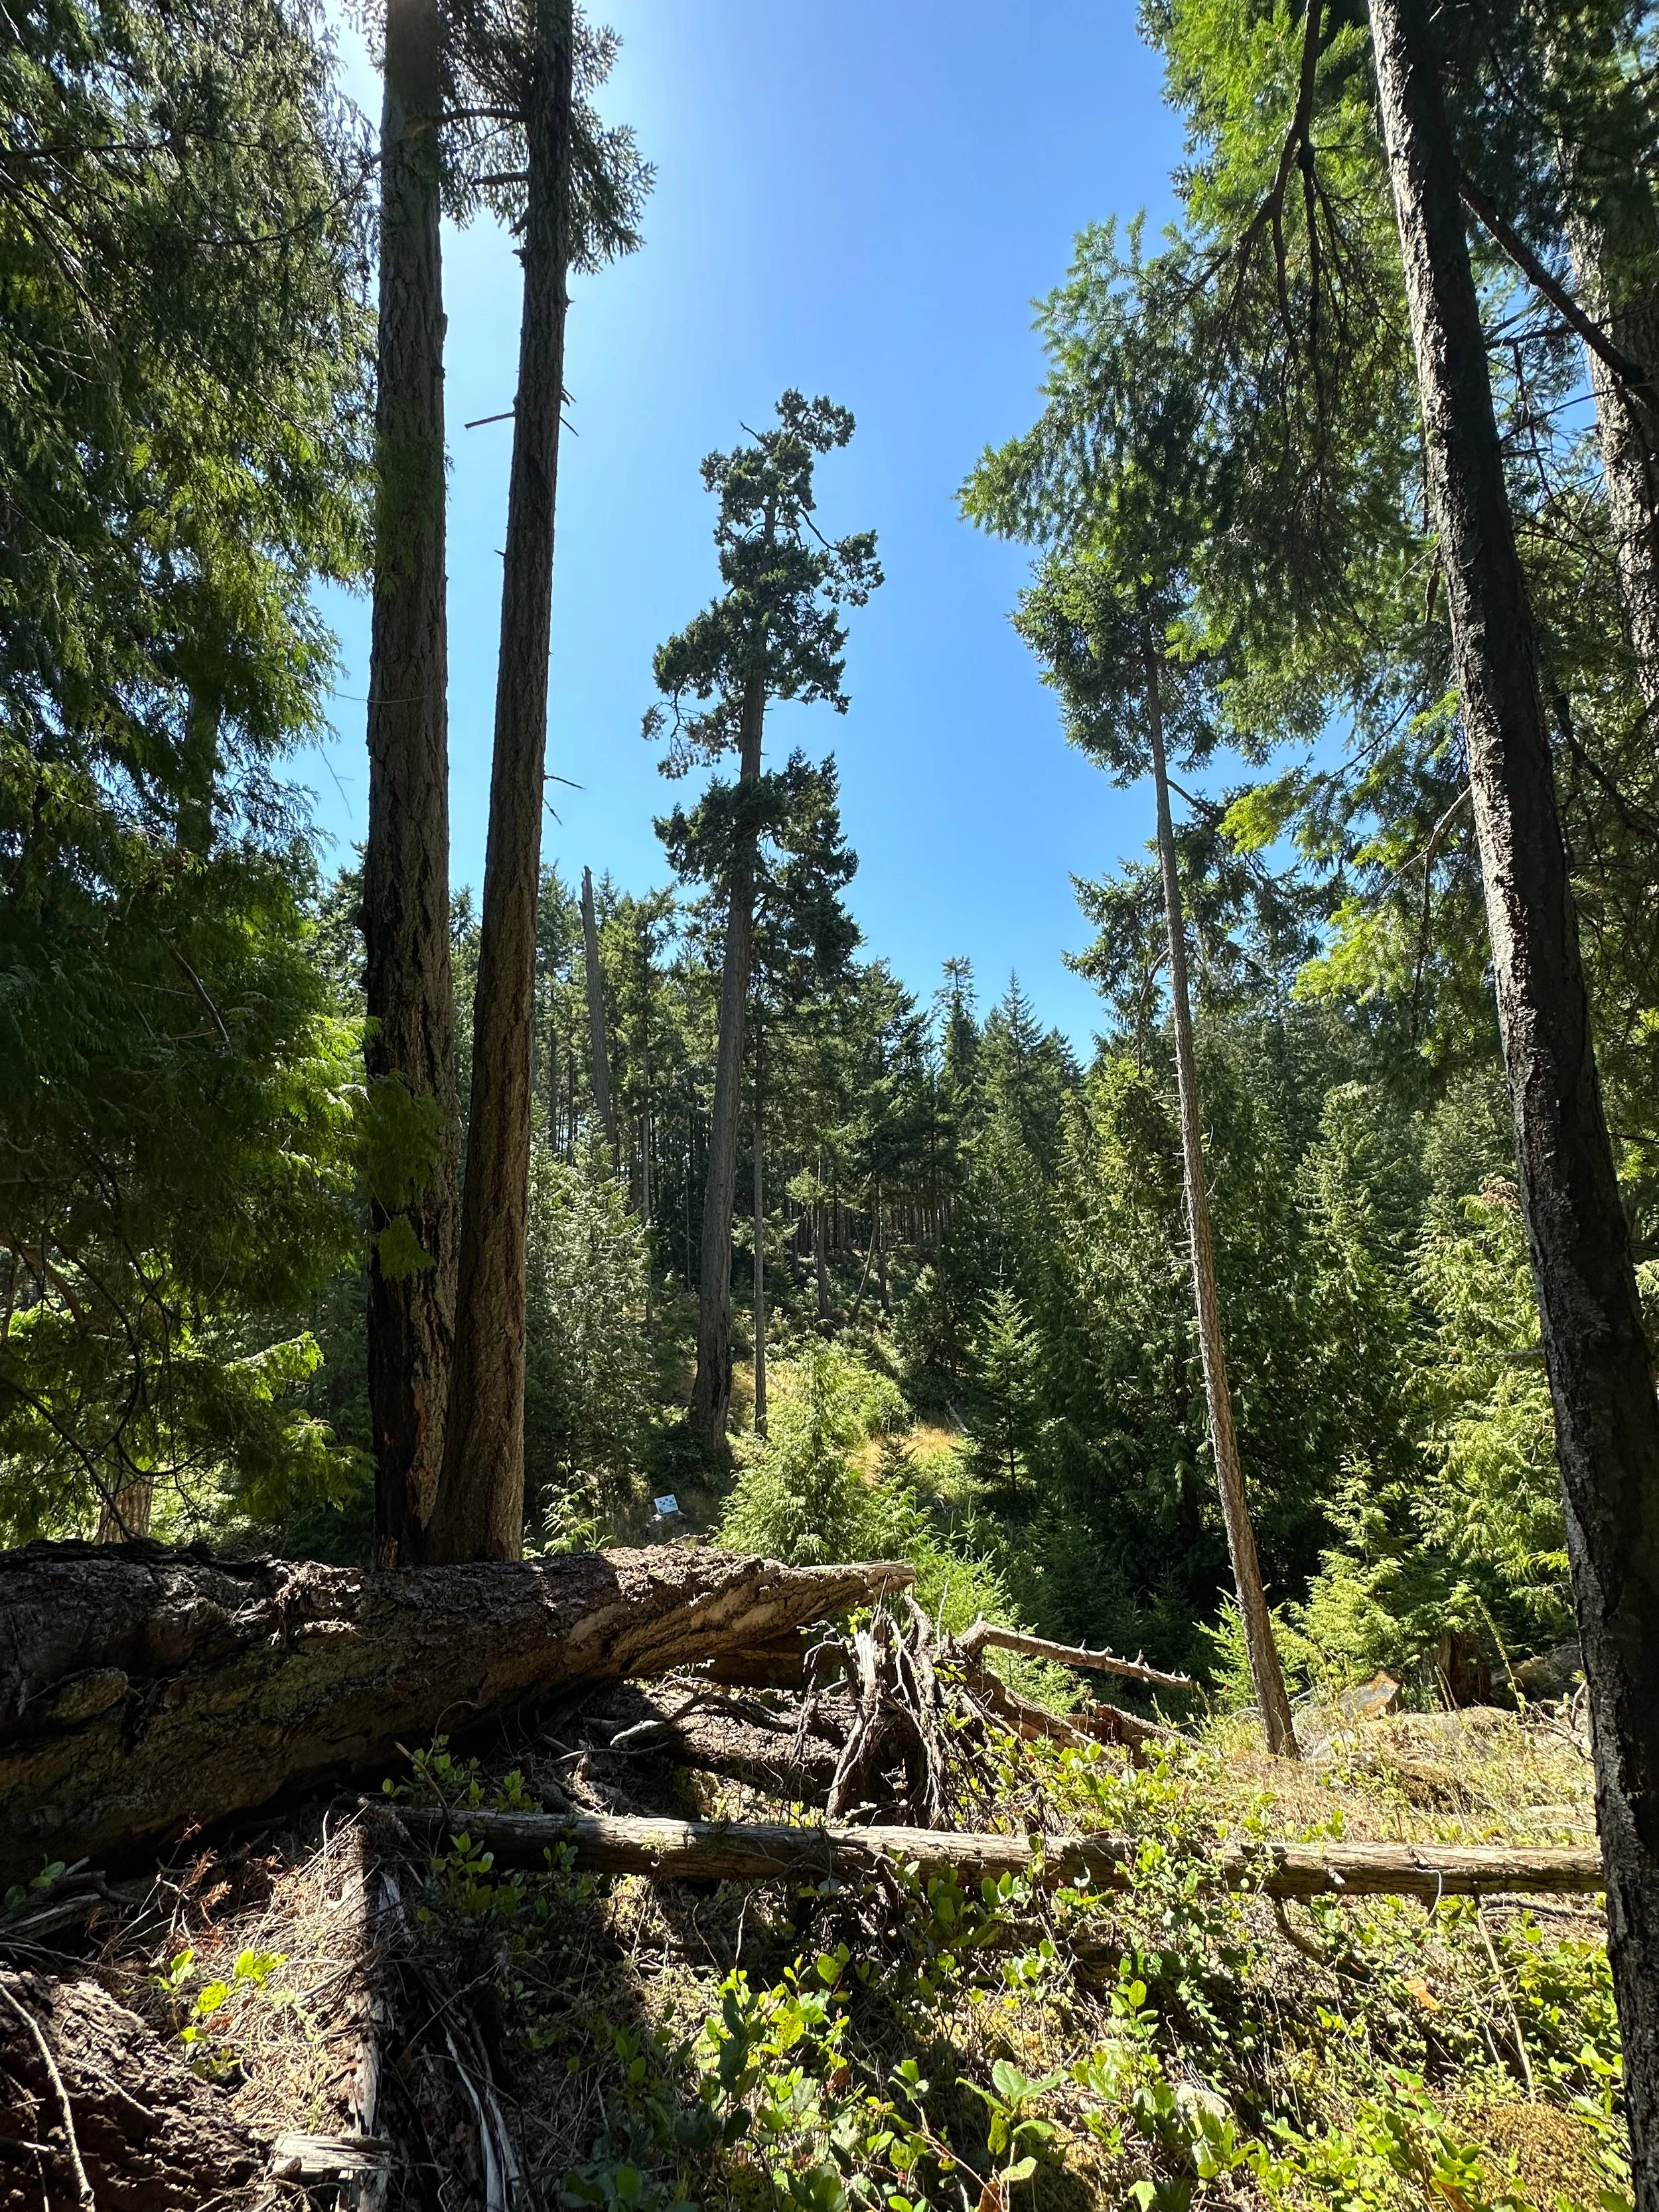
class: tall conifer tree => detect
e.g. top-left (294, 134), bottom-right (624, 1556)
top-left (362, 0), bottom-right (459, 1567)
top-left (431, 1), bottom-right (645, 1560)
top-left (646, 395), bottom-right (879, 1449)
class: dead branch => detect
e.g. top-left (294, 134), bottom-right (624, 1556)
top-left (958, 1617), bottom-right (1194, 1692)
top-left (401, 1806), bottom-right (1605, 1901)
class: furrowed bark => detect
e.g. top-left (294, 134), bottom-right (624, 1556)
top-left (433, 14), bottom-right (574, 1564)
top-left (1370, 0), bottom-right (1659, 2193)
top-left (0, 1542), bottom-right (914, 1889)
top-left (688, 668), bottom-right (768, 1449)
top-left (402, 1806), bottom-right (1604, 1901)
top-left (364, 0), bottom-right (459, 1568)
top-left (1145, 648), bottom-right (1299, 1759)
top-left (0, 1971), bottom-right (265, 2209)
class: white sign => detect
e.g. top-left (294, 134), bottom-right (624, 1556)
top-left (653, 1494), bottom-right (680, 1517)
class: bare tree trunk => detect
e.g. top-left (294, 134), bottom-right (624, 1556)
top-left (1145, 649), bottom-right (1298, 1759)
top-left (753, 1034), bottom-right (767, 1438)
top-left (687, 670), bottom-right (766, 1449)
top-left (363, 0), bottom-right (459, 1569)
top-left (1558, 55), bottom-right (1659, 761)
top-left (580, 863), bottom-right (618, 1158)
top-left (1371, 1), bottom-right (1659, 2189)
top-left (430, 15), bottom-right (573, 1564)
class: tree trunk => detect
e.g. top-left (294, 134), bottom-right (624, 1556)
top-left (0, 1540), bottom-right (914, 1889)
top-left (1370, 1), bottom-right (1659, 2191)
top-left (640, 932), bottom-right (654, 1326)
top-left (363, 0), bottom-right (459, 1570)
top-left (0, 1972), bottom-right (267, 2209)
top-left (95, 1478), bottom-right (153, 1544)
top-left (687, 668), bottom-right (767, 1448)
top-left (1145, 650), bottom-right (1299, 1759)
top-left (430, 21), bottom-right (573, 1565)
top-left (402, 1806), bottom-right (1604, 1901)
top-left (580, 863), bottom-right (618, 1157)
top-left (1575, 232), bottom-right (1659, 759)
top-left (753, 1032), bottom-right (767, 1438)
top-left (1559, 68), bottom-right (1659, 761)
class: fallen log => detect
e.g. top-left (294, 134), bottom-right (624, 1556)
top-left (0, 1540), bottom-right (912, 1890)
top-left (959, 1617), bottom-right (1194, 1693)
top-left (400, 1805), bottom-right (1605, 1900)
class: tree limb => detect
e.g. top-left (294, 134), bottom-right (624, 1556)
top-left (401, 1806), bottom-right (1605, 1901)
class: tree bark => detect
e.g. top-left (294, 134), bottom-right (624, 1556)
top-left (0, 1971), bottom-right (265, 2209)
top-left (580, 863), bottom-right (618, 1158)
top-left (401, 1806), bottom-right (1604, 1901)
top-left (1145, 650), bottom-right (1299, 1759)
top-left (1559, 73), bottom-right (1659, 761)
top-left (687, 669), bottom-right (767, 1449)
top-left (0, 1540), bottom-right (914, 1889)
top-left (364, 0), bottom-right (459, 1569)
top-left (753, 1031), bottom-right (767, 1437)
top-left (1576, 245), bottom-right (1659, 759)
top-left (431, 19), bottom-right (573, 1564)
top-left (1370, 0), bottom-right (1659, 2193)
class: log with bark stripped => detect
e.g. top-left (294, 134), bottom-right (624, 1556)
top-left (401, 1806), bottom-right (1605, 1901)
top-left (0, 1541), bottom-right (912, 1889)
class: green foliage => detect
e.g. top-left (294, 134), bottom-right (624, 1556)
top-left (0, 853), bottom-right (366, 1543)
top-left (643, 391), bottom-right (881, 775)
top-left (157, 1939), bottom-right (296, 2079)
top-left (719, 1341), bottom-right (889, 1567)
top-left (396, 1724), bottom-right (1628, 2212)
top-left (0, 0), bottom-right (372, 1544)
top-left (524, 1135), bottom-right (656, 1542)
top-left (964, 1288), bottom-right (1045, 1498)
top-left (1299, 1179), bottom-right (1576, 1681)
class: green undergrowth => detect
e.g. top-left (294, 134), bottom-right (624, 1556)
top-left (389, 1720), bottom-right (1628, 2212)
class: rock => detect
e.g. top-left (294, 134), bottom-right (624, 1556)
top-left (1512, 1645), bottom-right (1583, 1701)
top-left (1336, 1670), bottom-right (1402, 1721)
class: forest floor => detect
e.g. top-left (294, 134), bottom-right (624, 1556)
top-left (0, 1629), bottom-right (1626, 2212)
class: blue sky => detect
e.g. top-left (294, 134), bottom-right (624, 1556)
top-left (302, 1), bottom-right (1185, 1050)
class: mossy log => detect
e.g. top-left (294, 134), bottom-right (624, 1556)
top-left (401, 1805), bottom-right (1605, 1901)
top-left (0, 1540), bottom-right (912, 1889)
